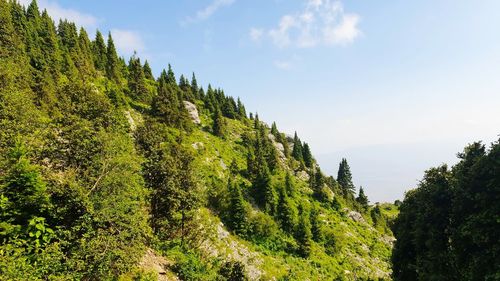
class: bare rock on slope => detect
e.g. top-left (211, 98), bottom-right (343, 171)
top-left (139, 248), bottom-right (178, 281)
top-left (183, 101), bottom-right (201, 124)
top-left (345, 209), bottom-right (366, 223)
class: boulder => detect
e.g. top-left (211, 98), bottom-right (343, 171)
top-left (183, 101), bottom-right (201, 124)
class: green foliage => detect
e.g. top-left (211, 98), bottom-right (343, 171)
top-left (296, 206), bottom-right (313, 258)
top-left (218, 261), bottom-right (249, 281)
top-left (337, 158), bottom-right (355, 195)
top-left (302, 142), bottom-right (313, 168)
top-left (213, 107), bottom-right (227, 138)
top-left (105, 33), bottom-right (121, 82)
top-left (356, 186), bottom-right (369, 211)
top-left (170, 247), bottom-right (217, 281)
top-left (227, 178), bottom-right (248, 236)
top-left (128, 53), bottom-right (150, 103)
top-left (392, 140), bottom-right (500, 281)
top-left (0, 2), bottom-right (396, 279)
top-left (291, 132), bottom-right (303, 162)
top-left (0, 141), bottom-right (50, 233)
top-left (277, 182), bottom-right (298, 234)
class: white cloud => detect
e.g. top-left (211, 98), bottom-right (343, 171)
top-left (110, 29), bottom-right (145, 57)
top-left (19, 0), bottom-right (98, 28)
top-left (252, 0), bottom-right (361, 48)
top-left (323, 14), bottom-right (361, 45)
top-left (182, 0), bottom-right (235, 25)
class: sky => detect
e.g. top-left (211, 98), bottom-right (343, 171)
top-left (24, 0), bottom-right (500, 202)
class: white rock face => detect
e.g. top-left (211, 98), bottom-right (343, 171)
top-left (347, 210), bottom-right (366, 223)
top-left (183, 101), bottom-right (201, 124)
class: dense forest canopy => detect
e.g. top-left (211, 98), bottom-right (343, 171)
top-left (392, 141), bottom-right (500, 281)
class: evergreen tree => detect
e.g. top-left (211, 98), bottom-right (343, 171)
top-left (147, 139), bottom-right (200, 240)
top-left (296, 206), bottom-right (313, 258)
top-left (152, 69), bottom-right (191, 130)
top-left (337, 158), bottom-right (355, 195)
top-left (127, 53), bottom-right (148, 102)
top-left (277, 184), bottom-right (297, 233)
top-left (105, 32), bottom-right (120, 82)
top-left (237, 97), bottom-right (246, 119)
top-left (302, 142), bottom-right (313, 168)
top-left (92, 30), bottom-right (107, 71)
top-left (271, 122), bottom-right (278, 137)
top-left (253, 113), bottom-right (259, 129)
top-left (143, 60), bottom-right (153, 80)
top-left (213, 107), bottom-right (227, 138)
top-left (227, 178), bottom-right (248, 236)
top-left (77, 27), bottom-right (94, 76)
top-left (167, 63), bottom-right (176, 85)
top-left (356, 186), bottom-right (369, 211)
top-left (310, 206), bottom-right (323, 242)
top-left (291, 132), bottom-right (303, 162)
top-left (190, 72), bottom-right (198, 99)
top-left (311, 168), bottom-right (328, 201)
top-left (284, 172), bottom-right (295, 197)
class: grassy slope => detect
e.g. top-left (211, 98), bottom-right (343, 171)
top-left (126, 102), bottom-right (398, 280)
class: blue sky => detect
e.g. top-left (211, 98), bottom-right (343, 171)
top-left (26, 0), bottom-right (500, 202)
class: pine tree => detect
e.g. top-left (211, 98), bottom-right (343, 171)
top-left (227, 178), bottom-right (248, 236)
top-left (77, 27), bottom-right (94, 76)
top-left (277, 184), bottom-right (297, 233)
top-left (310, 206), bottom-right (323, 242)
top-left (213, 107), bottom-right (227, 138)
top-left (106, 32), bottom-right (120, 82)
top-left (127, 53), bottom-right (148, 102)
top-left (142, 60), bottom-right (153, 80)
top-left (302, 142), bottom-right (313, 168)
top-left (237, 97), bottom-right (246, 119)
top-left (147, 139), bottom-right (200, 240)
top-left (152, 69), bottom-right (190, 130)
top-left (263, 173), bottom-right (277, 216)
top-left (356, 186), bottom-right (369, 211)
top-left (92, 30), bottom-right (107, 71)
top-left (190, 72), bottom-right (198, 98)
top-left (167, 63), bottom-right (176, 85)
top-left (296, 206), bottom-right (313, 257)
top-left (291, 132), bottom-right (303, 162)
top-left (337, 158), bottom-right (355, 195)
top-left (271, 122), bottom-right (279, 137)
top-left (0, 0), bottom-right (28, 90)
top-left (253, 113), bottom-right (259, 129)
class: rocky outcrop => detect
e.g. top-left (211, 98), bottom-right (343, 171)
top-left (139, 248), bottom-right (178, 281)
top-left (346, 209), bottom-right (366, 223)
top-left (183, 101), bottom-right (201, 124)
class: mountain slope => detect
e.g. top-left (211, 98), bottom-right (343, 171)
top-left (0, 1), bottom-right (396, 280)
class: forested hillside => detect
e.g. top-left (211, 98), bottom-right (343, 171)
top-left (392, 141), bottom-right (500, 281)
top-left (0, 1), bottom-right (397, 280)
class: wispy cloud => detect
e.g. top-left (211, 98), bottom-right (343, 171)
top-left (18, 0), bottom-right (98, 28)
top-left (110, 29), bottom-right (145, 57)
top-left (250, 0), bottom-right (361, 48)
top-left (182, 0), bottom-right (235, 25)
